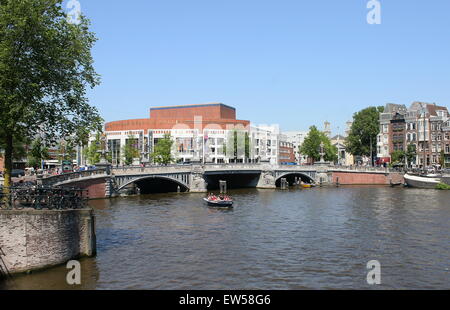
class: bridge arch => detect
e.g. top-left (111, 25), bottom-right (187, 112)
top-left (275, 172), bottom-right (315, 187)
top-left (117, 175), bottom-right (190, 194)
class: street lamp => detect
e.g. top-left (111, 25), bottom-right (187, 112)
top-left (319, 141), bottom-right (325, 163)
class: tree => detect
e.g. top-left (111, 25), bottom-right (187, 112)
top-left (0, 0), bottom-right (102, 191)
top-left (27, 137), bottom-right (50, 169)
top-left (150, 134), bottom-right (173, 165)
top-left (57, 139), bottom-right (77, 162)
top-left (391, 150), bottom-right (405, 165)
top-left (224, 130), bottom-right (250, 162)
top-left (0, 130), bottom-right (28, 163)
top-left (345, 107), bottom-right (384, 163)
top-left (300, 126), bottom-right (338, 163)
top-left (123, 135), bottom-right (141, 165)
top-left (405, 144), bottom-right (416, 167)
top-left (83, 132), bottom-right (105, 165)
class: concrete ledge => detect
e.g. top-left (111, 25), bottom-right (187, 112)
top-left (0, 208), bottom-right (96, 274)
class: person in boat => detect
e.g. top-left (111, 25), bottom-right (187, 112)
top-left (208, 193), bottom-right (217, 201)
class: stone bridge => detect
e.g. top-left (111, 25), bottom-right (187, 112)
top-left (41, 164), bottom-right (397, 199)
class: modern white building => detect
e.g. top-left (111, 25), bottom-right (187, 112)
top-left (282, 131), bottom-right (308, 164)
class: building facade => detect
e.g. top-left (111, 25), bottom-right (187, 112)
top-left (278, 140), bottom-right (296, 165)
top-left (282, 131), bottom-right (308, 164)
top-left (105, 103), bottom-right (268, 165)
top-left (377, 102), bottom-right (450, 168)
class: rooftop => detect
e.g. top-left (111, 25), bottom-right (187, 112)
top-left (150, 102), bottom-right (235, 111)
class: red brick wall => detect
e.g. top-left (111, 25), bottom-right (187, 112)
top-left (332, 172), bottom-right (390, 185)
top-left (105, 104), bottom-right (249, 133)
top-left (63, 178), bottom-right (106, 199)
top-left (150, 104), bottom-right (236, 120)
top-left (279, 146), bottom-right (296, 164)
top-left (105, 118), bottom-right (152, 133)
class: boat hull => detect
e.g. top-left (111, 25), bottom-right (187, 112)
top-left (301, 184), bottom-right (315, 188)
top-left (203, 198), bottom-right (233, 208)
top-left (404, 174), bottom-right (440, 189)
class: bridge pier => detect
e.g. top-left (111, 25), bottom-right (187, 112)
top-left (189, 167), bottom-right (208, 193)
top-left (256, 170), bottom-right (276, 189)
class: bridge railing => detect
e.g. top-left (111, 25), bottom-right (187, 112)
top-left (111, 165), bottom-right (192, 175)
top-left (204, 163), bottom-right (264, 170)
top-left (41, 169), bottom-right (107, 185)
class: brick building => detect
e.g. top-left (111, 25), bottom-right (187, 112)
top-left (278, 140), bottom-right (296, 164)
top-left (104, 103), bottom-right (254, 164)
top-left (377, 102), bottom-right (450, 168)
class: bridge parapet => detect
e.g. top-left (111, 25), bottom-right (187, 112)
top-left (111, 165), bottom-right (192, 176)
top-left (41, 169), bottom-right (108, 186)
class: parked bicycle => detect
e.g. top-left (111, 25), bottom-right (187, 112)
top-left (0, 185), bottom-right (88, 210)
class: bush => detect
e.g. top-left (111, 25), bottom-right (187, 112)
top-left (436, 183), bottom-right (450, 190)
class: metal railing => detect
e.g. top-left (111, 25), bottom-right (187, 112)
top-left (0, 186), bottom-right (88, 210)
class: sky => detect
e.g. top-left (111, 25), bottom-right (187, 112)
top-left (70, 0), bottom-right (450, 134)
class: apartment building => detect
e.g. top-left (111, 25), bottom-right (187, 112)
top-left (377, 102), bottom-right (450, 168)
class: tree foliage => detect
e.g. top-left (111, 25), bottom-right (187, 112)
top-left (83, 132), bottom-right (102, 165)
top-left (122, 135), bottom-right (141, 165)
top-left (150, 134), bottom-right (173, 165)
top-left (345, 107), bottom-right (384, 158)
top-left (27, 137), bottom-right (49, 169)
top-left (224, 130), bottom-right (250, 161)
top-left (0, 0), bottom-right (102, 189)
top-left (405, 144), bottom-right (416, 167)
top-left (300, 126), bottom-right (337, 162)
top-left (391, 150), bottom-right (405, 165)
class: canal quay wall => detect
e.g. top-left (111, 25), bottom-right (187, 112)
top-left (0, 209), bottom-right (96, 274)
top-left (330, 171), bottom-right (404, 185)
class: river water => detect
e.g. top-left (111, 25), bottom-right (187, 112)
top-left (1, 186), bottom-right (449, 289)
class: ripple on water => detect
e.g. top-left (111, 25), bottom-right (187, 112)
top-left (3, 187), bottom-right (450, 289)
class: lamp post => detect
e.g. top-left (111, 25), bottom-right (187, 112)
top-left (319, 141), bottom-right (325, 163)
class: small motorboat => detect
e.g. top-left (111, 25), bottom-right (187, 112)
top-left (390, 180), bottom-right (403, 187)
top-left (301, 183), bottom-right (316, 188)
top-left (203, 197), bottom-right (234, 208)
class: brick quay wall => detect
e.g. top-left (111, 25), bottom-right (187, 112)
top-left (330, 171), bottom-right (404, 185)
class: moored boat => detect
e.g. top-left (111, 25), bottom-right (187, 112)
top-left (404, 173), bottom-right (441, 189)
top-left (301, 183), bottom-right (316, 188)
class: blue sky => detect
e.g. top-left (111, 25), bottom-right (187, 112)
top-left (72, 0), bottom-right (450, 134)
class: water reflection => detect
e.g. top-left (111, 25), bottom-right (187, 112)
top-left (1, 186), bottom-right (449, 290)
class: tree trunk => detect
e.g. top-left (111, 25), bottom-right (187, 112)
top-left (2, 134), bottom-right (13, 204)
